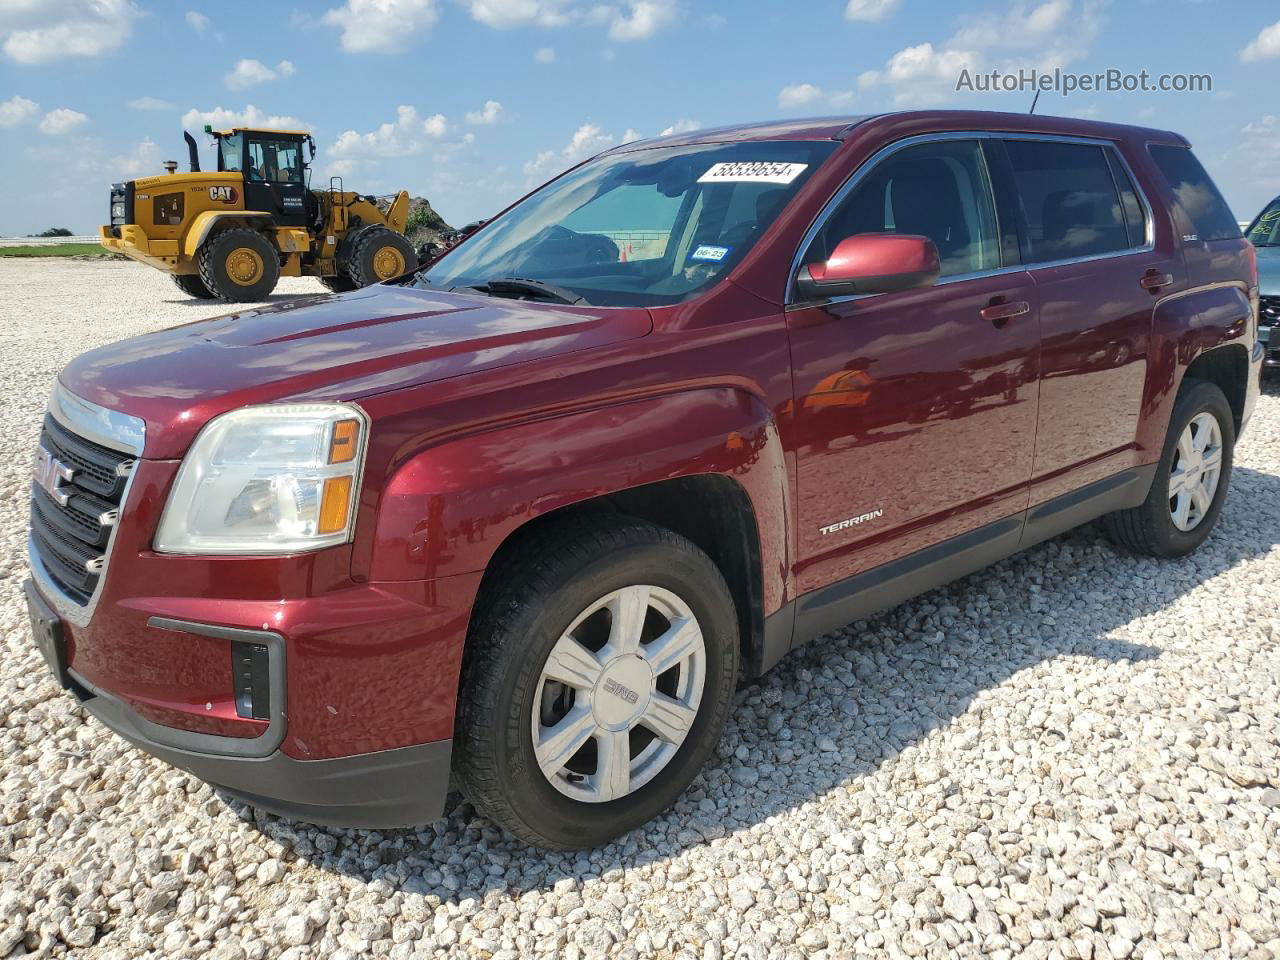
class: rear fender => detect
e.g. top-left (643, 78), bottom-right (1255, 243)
top-left (184, 211), bottom-right (274, 257)
top-left (1139, 282), bottom-right (1253, 454)
top-left (367, 388), bottom-right (791, 614)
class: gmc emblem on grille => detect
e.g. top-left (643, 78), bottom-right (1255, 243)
top-left (34, 445), bottom-right (75, 506)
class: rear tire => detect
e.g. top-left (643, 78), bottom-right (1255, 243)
top-left (455, 517), bottom-right (739, 849)
top-left (346, 228), bottom-right (417, 288)
top-left (1103, 378), bottom-right (1234, 558)
top-left (198, 228), bottom-right (280, 302)
top-left (170, 273), bottom-right (215, 299)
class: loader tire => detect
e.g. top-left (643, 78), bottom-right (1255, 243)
top-left (347, 228), bottom-right (417, 288)
top-left (170, 273), bottom-right (216, 299)
top-left (198, 228), bottom-right (280, 302)
top-left (320, 273), bottom-right (358, 293)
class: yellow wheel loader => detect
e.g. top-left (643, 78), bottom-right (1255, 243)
top-left (100, 126), bottom-right (418, 301)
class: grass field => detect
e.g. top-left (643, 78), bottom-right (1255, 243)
top-left (0, 243), bottom-right (118, 258)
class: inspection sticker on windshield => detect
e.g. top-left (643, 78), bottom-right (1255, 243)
top-left (698, 161), bottom-right (808, 184)
top-left (690, 244), bottom-right (731, 262)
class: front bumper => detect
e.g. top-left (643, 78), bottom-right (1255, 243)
top-left (81, 675), bottom-right (453, 828)
top-left (99, 224), bottom-right (183, 270)
top-left (1258, 324), bottom-right (1280, 368)
top-left (25, 577), bottom-right (456, 828)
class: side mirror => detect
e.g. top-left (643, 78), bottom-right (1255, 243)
top-left (795, 233), bottom-right (940, 300)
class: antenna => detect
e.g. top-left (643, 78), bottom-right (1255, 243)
top-left (1029, 90), bottom-right (1041, 115)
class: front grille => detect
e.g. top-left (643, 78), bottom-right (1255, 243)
top-left (30, 415), bottom-right (133, 605)
top-left (1261, 295), bottom-right (1280, 327)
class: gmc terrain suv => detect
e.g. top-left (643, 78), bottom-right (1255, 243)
top-left (25, 111), bottom-right (1261, 849)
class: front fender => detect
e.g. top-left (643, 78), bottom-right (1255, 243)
top-left (365, 388), bottom-right (791, 611)
top-left (184, 211), bottom-right (273, 256)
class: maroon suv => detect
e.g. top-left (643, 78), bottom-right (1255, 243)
top-left (25, 111), bottom-right (1261, 849)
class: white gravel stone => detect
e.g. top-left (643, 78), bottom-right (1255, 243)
top-left (2, 259), bottom-right (1280, 957)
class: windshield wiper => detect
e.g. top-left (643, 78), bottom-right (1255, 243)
top-left (473, 276), bottom-right (590, 306)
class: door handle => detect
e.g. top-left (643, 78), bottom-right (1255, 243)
top-left (980, 300), bottom-right (1030, 326)
top-left (1140, 270), bottom-right (1173, 291)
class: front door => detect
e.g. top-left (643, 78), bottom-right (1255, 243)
top-left (786, 138), bottom-right (1040, 594)
top-left (242, 136), bottom-right (309, 228)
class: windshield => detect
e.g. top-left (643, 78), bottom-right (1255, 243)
top-left (420, 140), bottom-right (839, 307)
top-left (220, 134), bottom-right (243, 173)
top-left (1248, 197), bottom-right (1280, 247)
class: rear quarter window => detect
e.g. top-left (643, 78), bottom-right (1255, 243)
top-left (1148, 145), bottom-right (1241, 242)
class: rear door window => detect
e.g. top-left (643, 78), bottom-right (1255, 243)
top-left (1003, 139), bottom-right (1133, 263)
top-left (1148, 144), bottom-right (1242, 242)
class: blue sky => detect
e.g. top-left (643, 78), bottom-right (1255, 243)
top-left (1, 0), bottom-right (1279, 236)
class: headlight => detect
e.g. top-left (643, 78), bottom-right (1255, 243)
top-left (111, 202), bottom-right (125, 218)
top-left (154, 404), bottom-right (367, 555)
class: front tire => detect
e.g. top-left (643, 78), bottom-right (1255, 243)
top-left (170, 273), bottom-right (216, 299)
top-left (198, 228), bottom-right (280, 302)
top-left (319, 273), bottom-right (358, 293)
top-left (1104, 378), bottom-right (1234, 558)
top-left (455, 517), bottom-right (739, 849)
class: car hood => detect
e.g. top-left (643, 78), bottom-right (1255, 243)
top-left (60, 284), bottom-right (652, 458)
top-left (1256, 245), bottom-right (1280, 296)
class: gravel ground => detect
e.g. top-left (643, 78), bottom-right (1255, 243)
top-left (1, 258), bottom-right (1279, 960)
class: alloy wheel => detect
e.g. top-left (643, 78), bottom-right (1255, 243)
top-left (531, 585), bottom-right (705, 803)
top-left (1169, 411), bottom-right (1223, 531)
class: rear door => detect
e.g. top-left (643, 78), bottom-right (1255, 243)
top-left (243, 136), bottom-right (308, 228)
top-left (786, 137), bottom-right (1041, 594)
top-left (998, 136), bottom-right (1179, 505)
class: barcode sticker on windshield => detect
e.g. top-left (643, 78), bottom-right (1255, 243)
top-left (698, 162), bottom-right (808, 184)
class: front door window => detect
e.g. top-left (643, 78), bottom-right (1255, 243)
top-left (247, 139), bottom-right (303, 184)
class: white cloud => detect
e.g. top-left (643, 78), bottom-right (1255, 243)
top-left (467, 0), bottom-right (574, 28)
top-left (534, 46), bottom-right (556, 62)
top-left (778, 83), bottom-right (825, 109)
top-left (1, 0), bottom-right (139, 64)
top-left (181, 104), bottom-right (306, 133)
top-left (845, 0), bottom-right (902, 21)
top-left (322, 0), bottom-right (439, 53)
top-left (327, 105), bottom-right (449, 176)
top-left (128, 96), bottom-right (175, 111)
top-left (113, 138), bottom-right (163, 177)
top-left (524, 122), bottom-right (616, 183)
top-left (594, 0), bottom-right (676, 40)
top-left (465, 99), bottom-right (504, 125)
top-left (38, 108), bottom-right (88, 135)
top-left (0, 95), bottom-right (39, 127)
top-left (859, 0), bottom-right (1100, 105)
top-left (423, 111), bottom-right (448, 136)
top-left (621, 128), bottom-right (642, 143)
top-left (224, 58), bottom-right (297, 89)
top-left (186, 10), bottom-right (211, 31)
top-left (658, 118), bottom-right (700, 136)
top-left (564, 123), bottom-right (613, 157)
top-left (1242, 19), bottom-right (1280, 62)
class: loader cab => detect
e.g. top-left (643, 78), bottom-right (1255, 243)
top-left (209, 126), bottom-right (312, 228)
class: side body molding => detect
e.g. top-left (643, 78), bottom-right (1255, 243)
top-left (367, 388), bottom-right (793, 616)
